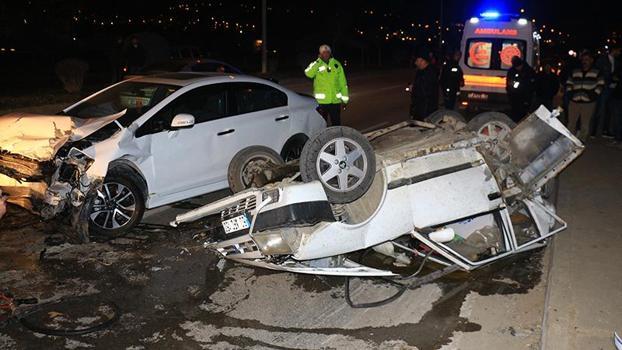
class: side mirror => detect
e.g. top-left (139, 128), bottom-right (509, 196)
top-left (170, 113), bottom-right (195, 129)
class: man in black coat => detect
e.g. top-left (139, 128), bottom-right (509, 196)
top-left (535, 62), bottom-right (560, 110)
top-left (440, 50), bottom-right (465, 110)
top-left (410, 53), bottom-right (439, 120)
top-left (506, 56), bottom-right (536, 122)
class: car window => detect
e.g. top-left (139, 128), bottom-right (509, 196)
top-left (231, 82), bottom-right (287, 115)
top-left (136, 84), bottom-right (228, 137)
top-left (466, 38), bottom-right (526, 70)
top-left (64, 82), bottom-right (178, 127)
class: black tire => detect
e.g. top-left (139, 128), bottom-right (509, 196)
top-left (300, 126), bottom-right (376, 204)
top-left (281, 134), bottom-right (309, 162)
top-left (467, 112), bottom-right (516, 159)
top-left (425, 109), bottom-right (466, 125)
top-left (467, 111), bottom-right (516, 136)
top-left (228, 146), bottom-right (285, 193)
top-left (88, 173), bottom-right (146, 238)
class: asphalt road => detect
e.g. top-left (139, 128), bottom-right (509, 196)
top-left (2, 69), bottom-right (616, 349)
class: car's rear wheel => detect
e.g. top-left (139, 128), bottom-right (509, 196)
top-left (88, 174), bottom-right (145, 237)
top-left (425, 109), bottom-right (466, 126)
top-left (228, 146), bottom-right (285, 193)
top-left (300, 126), bottom-right (375, 204)
top-left (467, 112), bottom-right (516, 159)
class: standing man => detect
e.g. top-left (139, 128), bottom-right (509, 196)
top-left (304, 45), bottom-right (349, 126)
top-left (506, 56), bottom-right (536, 122)
top-left (594, 45), bottom-right (621, 137)
top-left (409, 52), bottom-right (439, 120)
top-left (440, 50), bottom-right (464, 110)
top-left (124, 36), bottom-right (146, 75)
top-left (609, 64), bottom-right (622, 146)
top-left (566, 51), bottom-right (605, 142)
top-left (535, 61), bottom-right (560, 110)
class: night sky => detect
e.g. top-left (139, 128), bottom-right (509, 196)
top-left (0, 0), bottom-right (620, 92)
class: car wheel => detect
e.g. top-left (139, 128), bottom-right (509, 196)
top-left (228, 146), bottom-right (285, 193)
top-left (467, 112), bottom-right (516, 159)
top-left (300, 126), bottom-right (376, 204)
top-left (425, 109), bottom-right (466, 126)
top-left (88, 174), bottom-right (145, 238)
top-left (281, 135), bottom-right (309, 162)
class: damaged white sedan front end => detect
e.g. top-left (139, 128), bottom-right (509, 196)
top-left (173, 106), bottom-right (584, 280)
top-left (0, 111), bottom-right (131, 238)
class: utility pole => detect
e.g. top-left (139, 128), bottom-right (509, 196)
top-left (261, 0), bottom-right (268, 74)
top-left (438, 0), bottom-right (444, 51)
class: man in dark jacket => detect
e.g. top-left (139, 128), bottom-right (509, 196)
top-left (440, 50), bottom-right (464, 110)
top-left (506, 56), bottom-right (536, 122)
top-left (609, 65), bottom-right (622, 145)
top-left (535, 62), bottom-right (560, 110)
top-left (409, 53), bottom-right (439, 120)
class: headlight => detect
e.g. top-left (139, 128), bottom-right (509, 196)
top-left (67, 147), bottom-right (94, 171)
top-left (252, 231), bottom-right (293, 255)
top-left (261, 188), bottom-right (280, 203)
top-left (252, 227), bottom-right (304, 256)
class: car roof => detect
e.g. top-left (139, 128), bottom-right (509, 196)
top-left (129, 72), bottom-right (275, 87)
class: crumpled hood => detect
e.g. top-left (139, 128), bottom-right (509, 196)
top-left (0, 110), bottom-right (125, 161)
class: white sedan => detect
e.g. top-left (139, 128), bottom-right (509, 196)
top-left (0, 73), bottom-right (325, 240)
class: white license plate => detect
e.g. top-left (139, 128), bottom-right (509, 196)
top-left (222, 215), bottom-right (250, 234)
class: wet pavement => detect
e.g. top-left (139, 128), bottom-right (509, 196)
top-left (0, 203), bottom-right (546, 349)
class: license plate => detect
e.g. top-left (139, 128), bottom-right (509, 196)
top-left (222, 214), bottom-right (250, 234)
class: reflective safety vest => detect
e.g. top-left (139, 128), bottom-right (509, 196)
top-left (304, 57), bottom-right (349, 104)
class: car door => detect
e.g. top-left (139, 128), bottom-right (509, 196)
top-left (135, 84), bottom-right (230, 200)
top-left (201, 82), bottom-right (291, 183)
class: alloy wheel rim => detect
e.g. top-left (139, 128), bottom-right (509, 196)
top-left (90, 182), bottom-right (136, 230)
top-left (316, 137), bottom-right (367, 192)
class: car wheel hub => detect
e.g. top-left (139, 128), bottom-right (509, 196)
top-left (316, 137), bottom-right (368, 192)
top-left (241, 157), bottom-right (273, 187)
top-left (90, 182), bottom-right (136, 230)
top-left (477, 121), bottom-right (512, 158)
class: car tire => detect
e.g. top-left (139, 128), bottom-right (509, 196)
top-left (425, 109), bottom-right (466, 125)
top-left (300, 126), bottom-right (376, 204)
top-left (467, 112), bottom-right (516, 159)
top-left (88, 173), bottom-right (146, 238)
top-left (228, 146), bottom-right (285, 193)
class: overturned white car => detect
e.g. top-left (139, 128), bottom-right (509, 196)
top-left (173, 106), bottom-right (583, 283)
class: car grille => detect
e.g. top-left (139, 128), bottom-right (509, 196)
top-left (217, 238), bottom-right (259, 256)
top-left (221, 195), bottom-right (257, 220)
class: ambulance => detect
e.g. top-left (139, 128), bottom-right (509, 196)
top-left (458, 11), bottom-right (540, 114)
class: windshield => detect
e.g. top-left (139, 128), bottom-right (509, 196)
top-left (65, 82), bottom-right (179, 126)
top-left (466, 38), bottom-right (526, 70)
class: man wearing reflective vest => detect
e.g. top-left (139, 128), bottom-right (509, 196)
top-left (304, 44), bottom-right (349, 126)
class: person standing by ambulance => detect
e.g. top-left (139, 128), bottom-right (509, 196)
top-left (506, 56), bottom-right (536, 122)
top-left (440, 50), bottom-right (465, 110)
top-left (566, 51), bottom-right (605, 142)
top-left (304, 45), bottom-right (349, 126)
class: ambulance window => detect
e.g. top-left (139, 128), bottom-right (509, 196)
top-left (466, 40), bottom-right (493, 69)
top-left (500, 40), bottom-right (526, 69)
